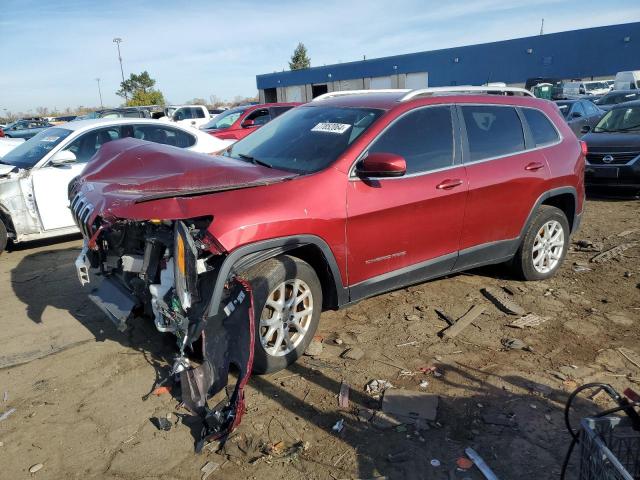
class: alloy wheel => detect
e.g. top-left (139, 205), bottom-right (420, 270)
top-left (532, 220), bottom-right (565, 274)
top-left (259, 279), bottom-right (314, 357)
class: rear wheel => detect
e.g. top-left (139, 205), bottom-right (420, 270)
top-left (512, 205), bottom-right (569, 280)
top-left (243, 255), bottom-right (322, 374)
top-left (0, 219), bottom-right (7, 255)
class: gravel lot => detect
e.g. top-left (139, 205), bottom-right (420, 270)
top-left (0, 198), bottom-right (638, 479)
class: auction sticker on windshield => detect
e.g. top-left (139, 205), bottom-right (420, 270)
top-left (41, 136), bottom-right (60, 142)
top-left (311, 123), bottom-right (351, 134)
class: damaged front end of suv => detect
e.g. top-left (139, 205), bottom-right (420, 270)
top-left (69, 139), bottom-right (296, 449)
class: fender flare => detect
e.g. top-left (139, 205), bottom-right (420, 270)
top-left (206, 234), bottom-right (347, 316)
top-left (519, 186), bottom-right (579, 239)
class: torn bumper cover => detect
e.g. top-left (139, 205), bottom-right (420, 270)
top-left (75, 214), bottom-right (254, 449)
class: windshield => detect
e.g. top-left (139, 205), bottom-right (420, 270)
top-left (1, 127), bottom-right (73, 169)
top-left (584, 82), bottom-right (608, 92)
top-left (594, 106), bottom-right (640, 133)
top-left (596, 92), bottom-right (639, 105)
top-left (225, 105), bottom-right (384, 174)
top-left (202, 107), bottom-right (246, 130)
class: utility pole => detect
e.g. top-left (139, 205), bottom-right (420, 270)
top-left (540, 18), bottom-right (544, 35)
top-left (113, 37), bottom-right (127, 101)
top-left (96, 78), bottom-right (103, 108)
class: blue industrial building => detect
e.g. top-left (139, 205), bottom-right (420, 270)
top-left (256, 22), bottom-right (640, 103)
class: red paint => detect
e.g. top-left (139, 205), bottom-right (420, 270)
top-left (204, 102), bottom-right (301, 141)
top-left (76, 94), bottom-right (584, 290)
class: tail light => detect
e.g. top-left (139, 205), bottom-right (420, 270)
top-left (0, 129), bottom-right (4, 138)
top-left (580, 140), bottom-right (588, 157)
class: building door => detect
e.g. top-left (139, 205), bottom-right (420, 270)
top-left (285, 86), bottom-right (303, 102)
top-left (312, 84), bottom-right (328, 98)
top-left (370, 76), bottom-right (392, 89)
top-left (264, 88), bottom-right (277, 103)
top-left (405, 72), bottom-right (429, 89)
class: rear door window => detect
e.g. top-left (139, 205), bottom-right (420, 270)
top-left (461, 105), bottom-right (525, 161)
top-left (521, 108), bottom-right (560, 146)
top-left (64, 126), bottom-right (122, 163)
top-left (368, 106), bottom-right (454, 174)
top-left (246, 108), bottom-right (271, 126)
top-left (582, 102), bottom-right (599, 116)
top-left (133, 125), bottom-right (196, 148)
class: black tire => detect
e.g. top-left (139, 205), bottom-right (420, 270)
top-left (0, 219), bottom-right (7, 255)
top-left (512, 205), bottom-right (570, 281)
top-left (243, 255), bottom-right (322, 374)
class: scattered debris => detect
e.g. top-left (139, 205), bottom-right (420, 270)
top-left (3, 391), bottom-right (7, 403)
top-left (618, 347), bottom-right (640, 369)
top-left (395, 340), bottom-right (422, 347)
top-left (573, 263), bottom-right (592, 272)
top-left (430, 459), bottom-right (441, 467)
top-left (419, 380), bottom-right (429, 389)
top-left (29, 463), bottom-right (44, 474)
top-left (509, 313), bottom-right (547, 329)
top-left (334, 338), bottom-right (344, 345)
top-left (339, 382), bottom-right (350, 409)
top-left (0, 408), bottom-right (16, 422)
top-left (482, 413), bottom-right (516, 427)
top-left (575, 239), bottom-right (602, 252)
top-left (382, 390), bottom-right (438, 423)
top-left (457, 457), bottom-right (474, 470)
top-left (465, 447), bottom-right (499, 480)
top-left (365, 379), bottom-right (394, 396)
top-left (200, 461), bottom-right (220, 480)
top-left (482, 287), bottom-right (525, 315)
top-left (341, 347), bottom-right (365, 361)
top-left (332, 419), bottom-right (345, 433)
top-left (591, 242), bottom-right (638, 264)
top-left (404, 314), bottom-right (420, 322)
top-left (419, 366), bottom-right (443, 377)
top-left (435, 308), bottom-right (455, 326)
top-left (501, 338), bottom-right (532, 352)
top-left (618, 229), bottom-right (639, 237)
top-left (371, 411), bottom-right (403, 429)
top-left (387, 451), bottom-right (411, 463)
top-left (304, 338), bottom-right (323, 357)
top-left (440, 305), bottom-right (486, 338)
top-left (151, 416), bottom-right (172, 431)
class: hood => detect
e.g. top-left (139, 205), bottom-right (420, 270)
top-left (582, 131), bottom-right (640, 151)
top-left (78, 138), bottom-right (296, 202)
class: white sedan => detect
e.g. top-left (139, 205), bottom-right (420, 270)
top-left (0, 118), bottom-right (233, 252)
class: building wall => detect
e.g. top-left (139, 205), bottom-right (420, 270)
top-left (258, 21), bottom-right (639, 101)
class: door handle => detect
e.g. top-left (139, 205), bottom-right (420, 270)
top-left (525, 162), bottom-right (544, 171)
top-left (436, 179), bottom-right (463, 190)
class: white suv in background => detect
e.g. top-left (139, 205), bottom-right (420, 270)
top-left (0, 118), bottom-right (232, 253)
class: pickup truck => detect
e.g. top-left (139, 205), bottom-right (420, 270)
top-left (163, 105), bottom-right (211, 129)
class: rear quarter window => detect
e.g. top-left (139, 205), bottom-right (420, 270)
top-left (461, 105), bottom-right (525, 161)
top-left (522, 108), bottom-right (560, 146)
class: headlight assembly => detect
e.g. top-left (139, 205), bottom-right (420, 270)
top-left (174, 220), bottom-right (199, 310)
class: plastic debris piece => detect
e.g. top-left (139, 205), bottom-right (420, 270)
top-left (200, 461), bottom-right (220, 480)
top-left (457, 457), bottom-right (474, 470)
top-left (29, 463), bottom-right (44, 474)
top-left (440, 305), bottom-right (486, 338)
top-left (332, 419), bottom-right (344, 433)
top-left (151, 416), bottom-right (172, 431)
top-left (339, 382), bottom-right (350, 409)
top-left (430, 459), bottom-right (441, 467)
top-left (0, 408), bottom-right (16, 422)
top-left (591, 242), bottom-right (638, 264)
top-left (365, 379), bottom-right (394, 395)
top-left (501, 338), bottom-right (532, 352)
top-left (152, 386), bottom-right (171, 396)
top-left (481, 287), bottom-right (525, 315)
top-left (465, 447), bottom-right (499, 480)
top-left (2, 391), bottom-right (7, 403)
top-left (419, 380), bottom-right (429, 388)
top-left (509, 314), bottom-right (546, 329)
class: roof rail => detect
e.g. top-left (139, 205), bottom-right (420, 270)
top-left (400, 86), bottom-right (534, 101)
top-left (312, 89), bottom-right (410, 102)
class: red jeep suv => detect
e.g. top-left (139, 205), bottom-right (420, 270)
top-left (70, 87), bottom-right (585, 375)
top-left (200, 102), bottom-right (301, 141)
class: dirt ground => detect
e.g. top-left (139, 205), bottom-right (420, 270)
top-left (0, 198), bottom-right (639, 480)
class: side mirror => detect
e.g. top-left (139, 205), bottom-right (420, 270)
top-left (50, 150), bottom-right (77, 166)
top-left (241, 119), bottom-right (257, 128)
top-left (580, 125), bottom-right (591, 134)
top-left (356, 152), bottom-right (406, 178)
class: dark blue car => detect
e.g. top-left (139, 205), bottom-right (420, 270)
top-left (0, 119), bottom-right (53, 140)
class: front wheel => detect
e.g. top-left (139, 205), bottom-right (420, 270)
top-left (512, 205), bottom-right (570, 281)
top-left (243, 255), bottom-right (322, 374)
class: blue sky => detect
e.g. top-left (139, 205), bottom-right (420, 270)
top-left (1, 0), bottom-right (639, 113)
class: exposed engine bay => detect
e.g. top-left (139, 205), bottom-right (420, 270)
top-left (74, 213), bottom-right (253, 449)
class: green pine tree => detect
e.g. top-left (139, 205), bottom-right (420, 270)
top-left (289, 43), bottom-right (311, 70)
